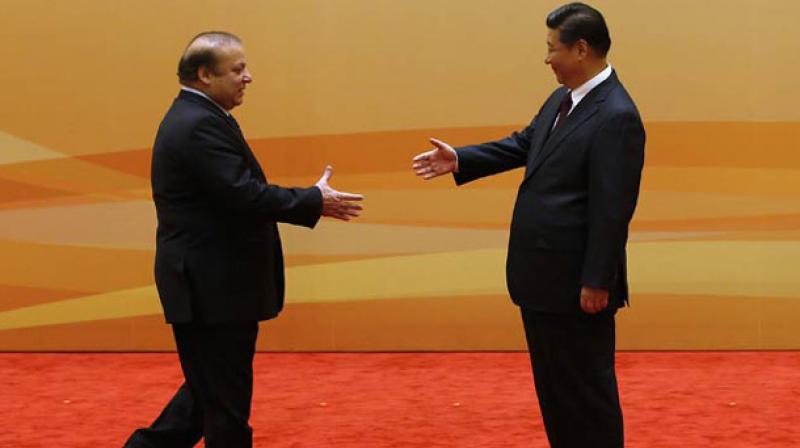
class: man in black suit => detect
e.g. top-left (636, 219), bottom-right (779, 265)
top-left (125, 31), bottom-right (363, 448)
top-left (413, 3), bottom-right (644, 447)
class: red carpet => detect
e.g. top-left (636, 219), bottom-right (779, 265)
top-left (1, 352), bottom-right (799, 447)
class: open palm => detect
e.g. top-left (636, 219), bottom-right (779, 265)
top-left (412, 138), bottom-right (457, 180)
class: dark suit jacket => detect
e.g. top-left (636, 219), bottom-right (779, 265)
top-left (151, 90), bottom-right (322, 324)
top-left (454, 71), bottom-right (645, 313)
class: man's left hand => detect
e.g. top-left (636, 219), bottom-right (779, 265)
top-left (580, 286), bottom-right (609, 314)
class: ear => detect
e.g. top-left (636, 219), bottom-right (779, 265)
top-left (575, 39), bottom-right (590, 60)
top-left (197, 65), bottom-right (213, 86)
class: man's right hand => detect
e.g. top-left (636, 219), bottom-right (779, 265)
top-left (315, 166), bottom-right (364, 221)
top-left (412, 138), bottom-right (457, 180)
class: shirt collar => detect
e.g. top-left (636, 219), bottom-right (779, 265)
top-left (569, 64), bottom-right (612, 109)
top-left (180, 85), bottom-right (231, 116)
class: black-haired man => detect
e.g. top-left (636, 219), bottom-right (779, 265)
top-left (413, 3), bottom-right (644, 446)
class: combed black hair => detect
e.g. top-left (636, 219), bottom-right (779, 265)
top-left (546, 3), bottom-right (611, 56)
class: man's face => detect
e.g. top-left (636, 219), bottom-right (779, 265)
top-left (545, 28), bottom-right (581, 88)
top-left (205, 44), bottom-right (252, 110)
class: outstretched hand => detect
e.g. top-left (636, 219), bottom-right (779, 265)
top-left (412, 138), bottom-right (457, 180)
top-left (315, 166), bottom-right (364, 221)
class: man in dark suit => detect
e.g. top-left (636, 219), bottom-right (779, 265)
top-left (125, 31), bottom-right (363, 448)
top-left (412, 3), bottom-right (644, 447)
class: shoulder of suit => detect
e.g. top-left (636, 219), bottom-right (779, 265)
top-left (601, 81), bottom-right (640, 112)
top-left (157, 107), bottom-right (237, 152)
top-left (168, 98), bottom-right (228, 128)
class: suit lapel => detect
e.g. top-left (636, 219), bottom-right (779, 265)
top-left (523, 72), bottom-right (619, 183)
top-left (526, 89), bottom-right (567, 175)
top-left (222, 116), bottom-right (267, 181)
top-left (178, 90), bottom-right (267, 181)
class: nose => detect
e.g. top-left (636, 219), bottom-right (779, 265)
top-left (243, 69), bottom-right (253, 83)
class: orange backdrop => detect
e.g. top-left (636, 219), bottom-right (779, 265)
top-left (1, 0), bottom-right (798, 350)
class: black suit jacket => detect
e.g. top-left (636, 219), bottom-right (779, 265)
top-left (454, 71), bottom-right (645, 313)
top-left (151, 90), bottom-right (322, 324)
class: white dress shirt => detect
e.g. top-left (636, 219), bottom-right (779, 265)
top-left (552, 64), bottom-right (612, 129)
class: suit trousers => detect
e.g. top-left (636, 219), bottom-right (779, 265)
top-left (124, 322), bottom-right (259, 448)
top-left (520, 307), bottom-right (623, 448)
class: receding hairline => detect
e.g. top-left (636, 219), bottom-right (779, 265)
top-left (182, 31), bottom-right (242, 59)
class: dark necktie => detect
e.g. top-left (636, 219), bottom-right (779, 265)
top-left (226, 114), bottom-right (242, 132)
top-left (554, 92), bottom-right (573, 130)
